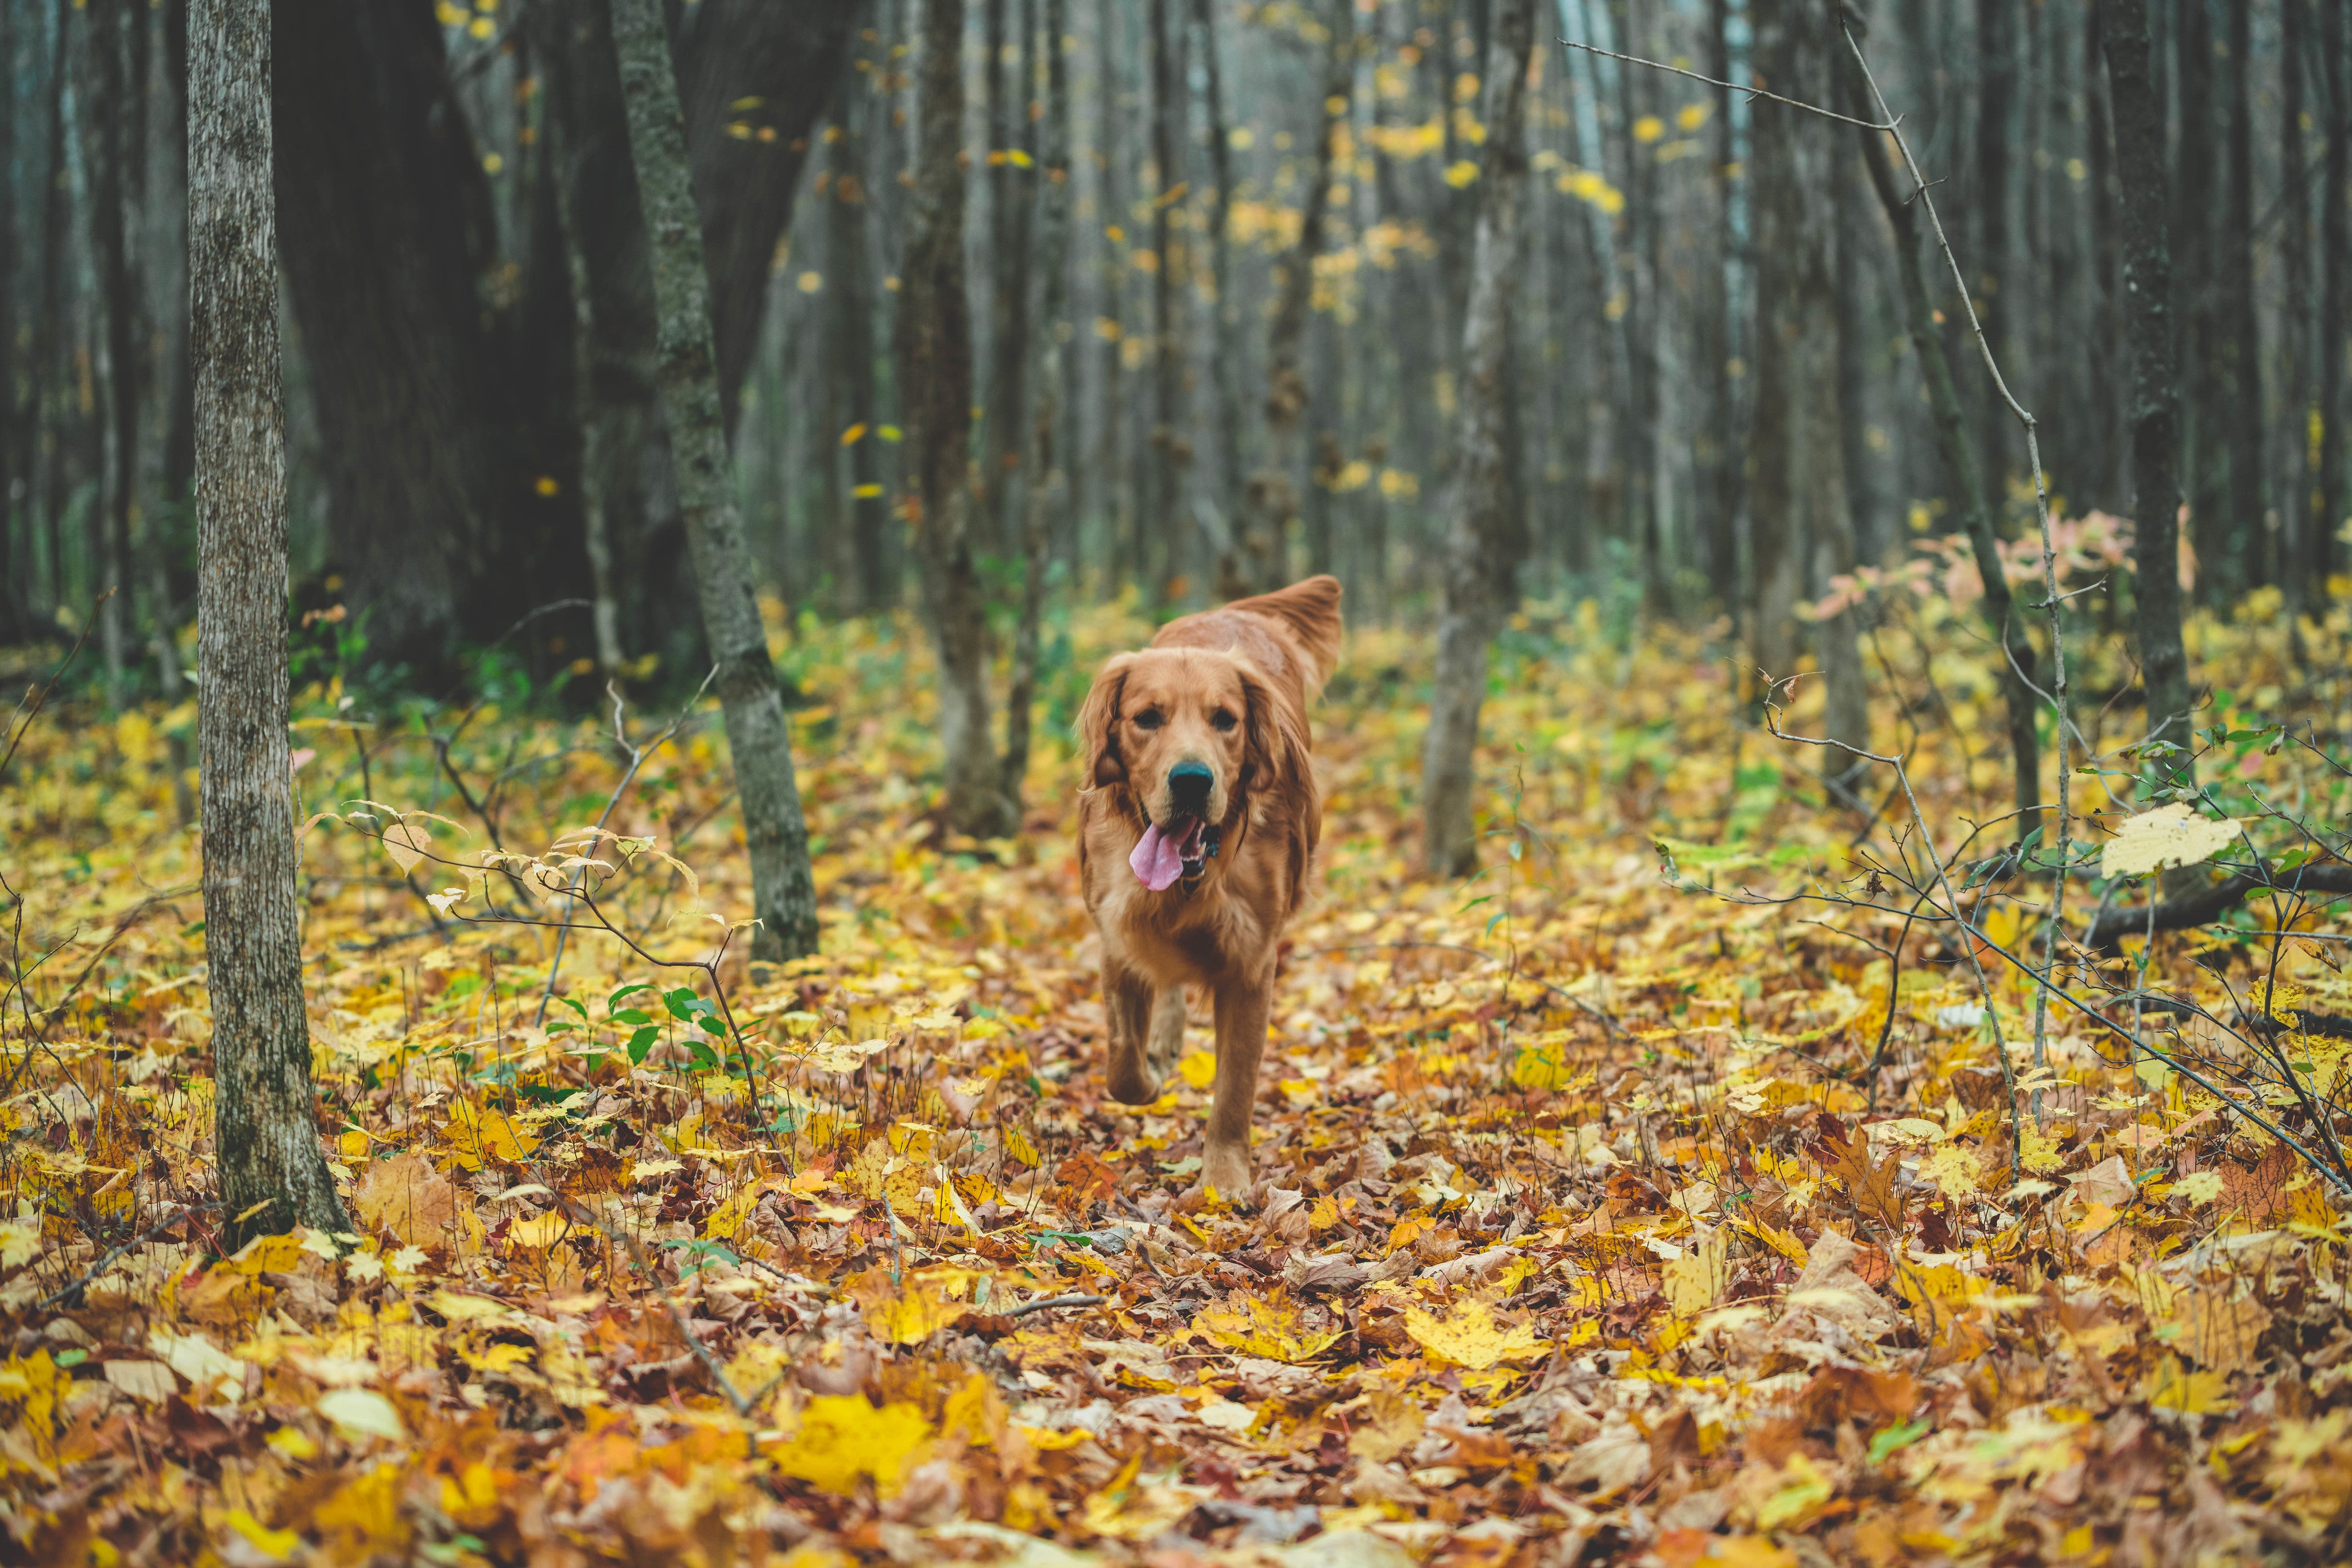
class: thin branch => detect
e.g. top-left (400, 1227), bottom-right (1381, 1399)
top-left (1557, 38), bottom-right (1897, 131)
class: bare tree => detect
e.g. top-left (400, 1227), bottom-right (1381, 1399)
top-left (609, 0), bottom-right (819, 959)
top-left (1839, 19), bottom-right (2042, 837)
top-left (1003, 0), bottom-right (1071, 812)
top-left (192, 0), bottom-right (347, 1245)
top-left (1233, 0), bottom-right (1352, 600)
top-left (1422, 0), bottom-right (1534, 878)
top-left (1748, 0), bottom-right (1863, 776)
top-left (901, 0), bottom-right (1012, 838)
top-left (2101, 0), bottom-right (2194, 785)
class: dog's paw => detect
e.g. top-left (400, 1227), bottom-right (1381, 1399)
top-left (1176, 1142), bottom-right (1251, 1213)
top-left (1105, 1060), bottom-right (1163, 1106)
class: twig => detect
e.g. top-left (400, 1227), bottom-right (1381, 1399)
top-left (0, 594), bottom-right (106, 789)
top-left (1558, 38), bottom-right (1897, 131)
top-left (35, 1204), bottom-right (215, 1312)
top-left (1004, 1292), bottom-right (1109, 1317)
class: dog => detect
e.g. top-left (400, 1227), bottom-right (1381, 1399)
top-left (1076, 575), bottom-right (1343, 1198)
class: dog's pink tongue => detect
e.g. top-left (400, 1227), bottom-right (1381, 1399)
top-left (1129, 823), bottom-right (1187, 891)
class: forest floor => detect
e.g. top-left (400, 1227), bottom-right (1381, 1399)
top-left (2, 590), bottom-right (2350, 1567)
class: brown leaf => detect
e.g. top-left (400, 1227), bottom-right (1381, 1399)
top-left (353, 1151), bottom-right (458, 1251)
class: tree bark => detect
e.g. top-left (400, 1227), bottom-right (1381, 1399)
top-left (1003, 0), bottom-right (1070, 813)
top-left (2318, 0), bottom-right (2348, 591)
top-left (192, 0), bottom-right (347, 1248)
top-left (902, 0), bottom-right (1011, 838)
top-left (2172, 0), bottom-right (2221, 595)
top-left (1147, 0), bottom-right (1188, 597)
top-left (1972, 0), bottom-right (2013, 499)
top-left (84, 0), bottom-right (135, 703)
top-left (1194, 0), bottom-right (1242, 575)
top-left (2278, 0), bottom-right (2313, 624)
top-left (2216, 0), bottom-right (2261, 591)
top-left (1237, 0), bottom-right (1352, 600)
top-left (1421, 0), bottom-right (1534, 879)
top-left (2101, 0), bottom-right (2194, 783)
top-left (609, 0), bottom-right (818, 961)
top-left (1840, 28), bottom-right (2042, 838)
top-left (982, 0), bottom-right (1034, 550)
top-left (1093, 0), bottom-right (1131, 586)
top-left (30, 0), bottom-right (68, 623)
top-left (826, 53), bottom-right (892, 614)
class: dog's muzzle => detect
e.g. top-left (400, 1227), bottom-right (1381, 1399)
top-left (1167, 759), bottom-right (1213, 816)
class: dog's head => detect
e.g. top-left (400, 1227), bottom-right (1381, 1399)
top-left (1078, 647), bottom-right (1309, 840)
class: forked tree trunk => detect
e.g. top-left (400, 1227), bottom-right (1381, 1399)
top-left (1421, 0), bottom-right (1534, 880)
top-left (2101, 0), bottom-right (2195, 786)
top-left (1840, 24), bottom-right (2041, 838)
top-left (609, 0), bottom-right (819, 959)
top-left (1235, 0), bottom-right (1351, 600)
top-left (1003, 0), bottom-right (1069, 812)
top-left (901, 0), bottom-right (1011, 838)
top-left (192, 0), bottom-right (347, 1246)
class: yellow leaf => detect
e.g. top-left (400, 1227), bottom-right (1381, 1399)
top-left (2143, 1354), bottom-right (2234, 1415)
top-left (381, 819), bottom-right (432, 876)
top-left (506, 1211), bottom-right (572, 1249)
top-left (1754, 1451), bottom-right (1835, 1531)
top-left (1633, 114), bottom-right (1665, 143)
top-left (1403, 1298), bottom-right (1548, 1370)
top-left (317, 1388), bottom-right (407, 1443)
top-left (1663, 1235), bottom-right (1728, 1316)
top-left (2101, 803), bottom-right (2240, 879)
top-left (840, 421), bottom-right (869, 446)
top-left (1197, 1295), bottom-right (1342, 1362)
top-left (852, 483), bottom-right (885, 499)
top-left (224, 1508), bottom-right (300, 1562)
top-left (1444, 159), bottom-right (1480, 188)
top-left (444, 1098), bottom-right (539, 1168)
top-left (765, 1396), bottom-right (933, 1497)
top-left (1177, 1050), bottom-right (1216, 1089)
top-left (702, 1183), bottom-right (765, 1241)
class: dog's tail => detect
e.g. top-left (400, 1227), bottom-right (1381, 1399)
top-left (1226, 575), bottom-right (1344, 696)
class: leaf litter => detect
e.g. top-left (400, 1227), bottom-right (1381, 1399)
top-left (1, 599), bottom-right (2349, 1565)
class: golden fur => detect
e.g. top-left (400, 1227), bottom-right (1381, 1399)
top-left (1076, 576), bottom-right (1343, 1197)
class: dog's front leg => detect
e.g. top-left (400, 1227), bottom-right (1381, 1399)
top-left (1201, 966), bottom-right (1272, 1198)
top-left (1104, 959), bottom-right (1161, 1105)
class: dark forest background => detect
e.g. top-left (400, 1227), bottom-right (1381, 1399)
top-left (0, 0), bottom-right (2345, 699)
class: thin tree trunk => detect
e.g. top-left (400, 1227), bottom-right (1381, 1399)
top-left (1003, 0), bottom-right (1069, 814)
top-left (32, 0), bottom-right (65, 620)
top-left (1194, 0), bottom-right (1241, 571)
top-left (1973, 0), bottom-right (2012, 498)
top-left (2102, 0), bottom-right (2195, 783)
top-left (902, 0), bottom-right (1010, 837)
top-left (1147, 0), bottom-right (1187, 597)
top-left (541, 29), bottom-right (621, 676)
top-left (1842, 29), bottom-right (2041, 838)
top-left (0, 0), bottom-right (17, 636)
top-left (2175, 0), bottom-right (2223, 597)
top-left (192, 0), bottom-right (347, 1247)
top-left (609, 0), bottom-right (819, 959)
top-left (984, 0), bottom-right (1035, 550)
top-left (828, 53), bottom-right (890, 614)
top-left (1093, 0), bottom-right (1129, 586)
top-left (2279, 0), bottom-right (2312, 624)
top-left (1701, 0), bottom-right (1739, 615)
top-left (1611, 0), bottom-right (1661, 603)
top-left (1422, 0), bottom-right (1533, 879)
top-left (2318, 0), bottom-right (2347, 591)
top-left (86, 0), bottom-right (134, 703)
top-left (1237, 0), bottom-right (1351, 599)
top-left (2218, 0), bottom-right (2260, 590)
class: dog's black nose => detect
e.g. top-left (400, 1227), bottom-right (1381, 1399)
top-left (1167, 759), bottom-right (1213, 814)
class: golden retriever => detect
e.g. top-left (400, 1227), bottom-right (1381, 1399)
top-left (1076, 575), bottom-right (1343, 1198)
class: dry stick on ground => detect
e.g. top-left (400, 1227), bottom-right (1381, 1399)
top-left (0, 598), bottom-right (103, 789)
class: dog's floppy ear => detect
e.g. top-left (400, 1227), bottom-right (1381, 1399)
top-left (1234, 657), bottom-right (1312, 807)
top-left (1076, 655), bottom-right (1136, 789)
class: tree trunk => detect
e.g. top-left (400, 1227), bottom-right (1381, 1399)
top-left (2216, 0), bottom-right (2260, 590)
top-left (30, 0), bottom-right (67, 622)
top-left (2173, 0), bottom-right (2222, 597)
top-left (1147, 0), bottom-right (1188, 597)
top-left (1003, 0), bottom-right (1069, 814)
top-left (1842, 26), bottom-right (2041, 837)
top-left (1972, 0), bottom-right (2012, 499)
top-left (84, 0), bottom-right (135, 703)
top-left (609, 0), bottom-right (818, 962)
top-left (1237, 0), bottom-right (1351, 600)
top-left (1700, 0), bottom-right (1740, 615)
top-left (983, 0), bottom-right (1034, 550)
top-left (1194, 0), bottom-right (1241, 574)
top-left (1421, 0), bottom-right (1534, 880)
top-left (827, 51), bottom-right (892, 614)
top-left (192, 0), bottom-right (347, 1248)
top-left (1092, 0), bottom-right (1130, 586)
top-left (902, 0), bottom-right (1010, 838)
top-left (540, 25), bottom-right (622, 677)
top-left (2278, 0), bottom-right (2312, 623)
top-left (1611, 0), bottom-right (1661, 604)
top-left (2102, 0), bottom-right (2194, 783)
top-left (2318, 0), bottom-right (2347, 591)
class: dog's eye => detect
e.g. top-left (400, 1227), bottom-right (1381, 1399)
top-left (1210, 710), bottom-right (1237, 733)
top-left (1133, 710), bottom-right (1163, 730)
